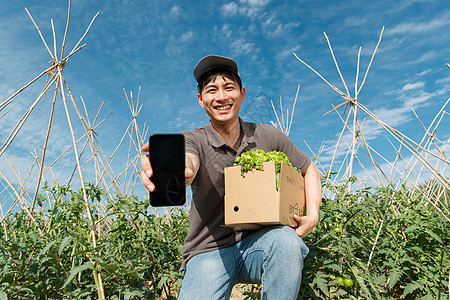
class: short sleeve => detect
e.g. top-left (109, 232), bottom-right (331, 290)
top-left (268, 125), bottom-right (312, 173)
top-left (181, 130), bottom-right (200, 159)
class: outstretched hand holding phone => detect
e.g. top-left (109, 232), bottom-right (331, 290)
top-left (140, 134), bottom-right (198, 207)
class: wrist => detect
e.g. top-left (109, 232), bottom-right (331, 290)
top-left (305, 211), bottom-right (319, 223)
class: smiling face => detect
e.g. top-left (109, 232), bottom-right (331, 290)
top-left (197, 73), bottom-right (246, 127)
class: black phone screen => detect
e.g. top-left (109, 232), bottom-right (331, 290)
top-left (149, 134), bottom-right (186, 206)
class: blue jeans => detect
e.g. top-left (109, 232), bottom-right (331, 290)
top-left (179, 225), bottom-right (309, 300)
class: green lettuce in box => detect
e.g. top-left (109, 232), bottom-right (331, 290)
top-left (233, 150), bottom-right (301, 189)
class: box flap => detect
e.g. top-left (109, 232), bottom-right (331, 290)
top-left (278, 161), bottom-right (304, 197)
top-left (225, 161), bottom-right (276, 195)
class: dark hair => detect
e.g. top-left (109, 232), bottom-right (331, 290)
top-left (197, 67), bottom-right (242, 94)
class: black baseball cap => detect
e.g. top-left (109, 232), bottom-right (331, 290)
top-left (193, 55), bottom-right (239, 83)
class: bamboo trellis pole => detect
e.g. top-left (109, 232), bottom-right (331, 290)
top-left (294, 26), bottom-right (449, 192)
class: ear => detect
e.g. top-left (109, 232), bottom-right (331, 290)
top-left (240, 87), bottom-right (246, 103)
top-left (197, 93), bottom-right (205, 108)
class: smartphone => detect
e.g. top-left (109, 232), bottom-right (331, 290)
top-left (149, 134), bottom-right (186, 207)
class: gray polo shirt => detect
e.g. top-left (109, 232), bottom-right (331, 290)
top-left (180, 118), bottom-right (311, 271)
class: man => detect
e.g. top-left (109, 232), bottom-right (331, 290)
top-left (140, 55), bottom-right (322, 299)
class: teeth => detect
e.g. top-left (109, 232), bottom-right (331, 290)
top-left (217, 105), bottom-right (231, 110)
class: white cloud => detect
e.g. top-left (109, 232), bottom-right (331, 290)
top-left (268, 21), bottom-right (300, 37)
top-left (402, 82), bottom-right (425, 91)
top-left (180, 30), bottom-right (193, 43)
top-left (414, 50), bottom-right (438, 64)
top-left (435, 76), bottom-right (450, 85)
top-left (395, 0), bottom-right (438, 10)
top-left (240, 0), bottom-right (271, 6)
top-left (263, 15), bottom-right (275, 27)
top-left (386, 12), bottom-right (450, 35)
top-left (276, 45), bottom-right (301, 60)
top-left (415, 69), bottom-right (432, 76)
top-left (221, 24), bottom-right (233, 39)
top-left (222, 2), bottom-right (239, 15)
top-left (372, 106), bottom-right (412, 127)
top-left (403, 92), bottom-right (433, 107)
top-left (169, 6), bottom-right (180, 17)
top-left (222, 0), bottom-right (271, 18)
top-left (342, 15), bottom-right (369, 29)
top-left (231, 38), bottom-right (256, 56)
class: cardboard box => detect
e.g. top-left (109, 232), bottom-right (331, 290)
top-left (224, 161), bottom-right (305, 230)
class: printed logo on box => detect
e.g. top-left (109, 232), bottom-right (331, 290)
top-left (289, 203), bottom-right (304, 216)
top-left (285, 175), bottom-right (304, 190)
top-left (286, 175), bottom-right (295, 185)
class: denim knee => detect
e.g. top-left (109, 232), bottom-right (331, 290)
top-left (263, 226), bottom-right (309, 268)
top-left (245, 226), bottom-right (309, 299)
top-left (179, 248), bottom-right (237, 299)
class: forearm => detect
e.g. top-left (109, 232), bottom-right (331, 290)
top-left (291, 162), bottom-right (322, 238)
top-left (185, 152), bottom-right (199, 187)
top-left (303, 163), bottom-right (322, 220)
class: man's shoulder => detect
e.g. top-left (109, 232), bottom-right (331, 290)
top-left (181, 124), bottom-right (208, 135)
top-left (181, 124), bottom-right (211, 146)
top-left (241, 120), bottom-right (282, 134)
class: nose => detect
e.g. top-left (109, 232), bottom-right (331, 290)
top-left (216, 88), bottom-right (227, 101)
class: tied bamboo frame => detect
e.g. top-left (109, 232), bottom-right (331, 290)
top-left (292, 27), bottom-right (449, 269)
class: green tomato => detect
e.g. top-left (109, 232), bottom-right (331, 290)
top-left (336, 277), bottom-right (344, 284)
top-left (334, 226), bottom-right (342, 233)
top-left (344, 278), bottom-right (353, 287)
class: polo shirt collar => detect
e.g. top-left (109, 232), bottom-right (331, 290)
top-left (240, 118), bottom-right (256, 145)
top-left (205, 121), bottom-right (225, 148)
top-left (205, 117), bottom-right (256, 149)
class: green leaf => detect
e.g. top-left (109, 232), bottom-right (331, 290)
top-left (388, 269), bottom-right (401, 289)
top-left (333, 288), bottom-right (347, 296)
top-left (58, 236), bottom-right (73, 255)
top-left (0, 291), bottom-right (7, 300)
top-left (38, 240), bottom-right (58, 257)
top-left (315, 272), bottom-right (328, 295)
top-left (29, 232), bottom-right (37, 244)
top-left (62, 261), bottom-right (94, 288)
top-left (403, 282), bottom-right (421, 297)
top-left (124, 289), bottom-right (145, 299)
top-left (405, 225), bottom-right (418, 233)
top-left (103, 263), bottom-right (119, 273)
top-left (423, 228), bottom-right (443, 244)
top-left (348, 264), bottom-right (375, 299)
top-left (373, 274), bottom-right (386, 285)
top-left (18, 285), bottom-right (38, 296)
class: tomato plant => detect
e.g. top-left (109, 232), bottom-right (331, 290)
top-left (298, 178), bottom-right (450, 299)
top-left (0, 183), bottom-right (189, 299)
top-left (0, 178), bottom-right (449, 300)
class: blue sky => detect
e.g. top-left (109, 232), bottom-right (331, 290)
top-left (0, 0), bottom-right (449, 205)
